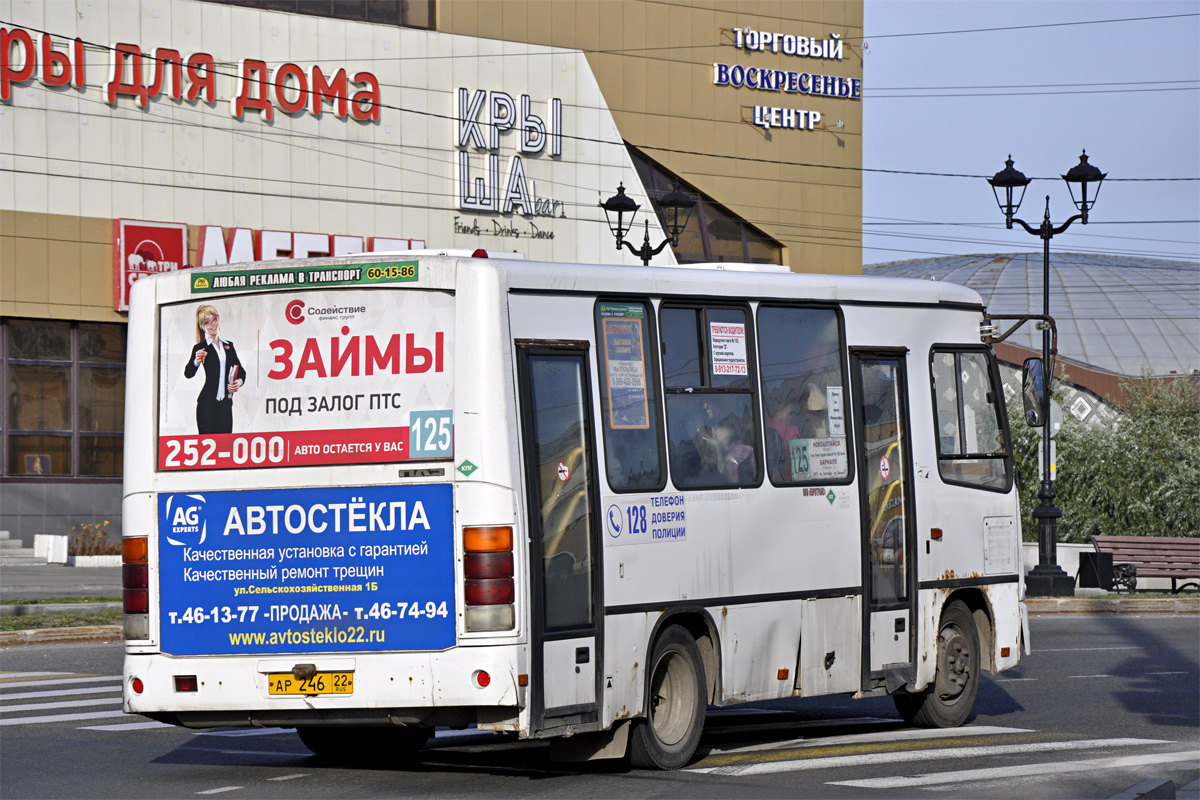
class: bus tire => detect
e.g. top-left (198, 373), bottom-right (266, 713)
top-left (297, 725), bottom-right (430, 763)
top-left (629, 625), bottom-right (706, 770)
top-left (893, 599), bottom-right (980, 728)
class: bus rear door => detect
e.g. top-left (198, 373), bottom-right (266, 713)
top-left (516, 343), bottom-right (603, 734)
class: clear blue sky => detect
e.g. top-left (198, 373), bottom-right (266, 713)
top-left (861, 0), bottom-right (1200, 264)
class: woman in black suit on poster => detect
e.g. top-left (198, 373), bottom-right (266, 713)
top-left (184, 303), bottom-right (245, 434)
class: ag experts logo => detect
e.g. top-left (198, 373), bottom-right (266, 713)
top-left (164, 494), bottom-right (208, 546)
top-left (285, 299), bottom-right (306, 325)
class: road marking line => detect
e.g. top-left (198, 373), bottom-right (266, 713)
top-left (704, 725), bottom-right (1035, 756)
top-left (79, 720), bottom-right (175, 731)
top-left (0, 676), bottom-right (120, 689)
top-left (828, 749), bottom-right (1200, 789)
top-left (0, 686), bottom-right (122, 701)
top-left (1147, 671), bottom-right (1189, 675)
top-left (197, 729), bottom-right (295, 738)
top-left (0, 710), bottom-right (128, 726)
top-left (690, 738), bottom-right (1170, 777)
top-left (1069, 674), bottom-right (1113, 679)
top-left (196, 787), bottom-right (243, 795)
top-left (266, 774), bottom-right (310, 782)
top-left (0, 672), bottom-right (71, 679)
top-left (996, 677), bottom-right (1037, 682)
top-left (0, 698), bottom-right (120, 713)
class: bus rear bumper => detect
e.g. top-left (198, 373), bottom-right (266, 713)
top-left (123, 645), bottom-right (525, 731)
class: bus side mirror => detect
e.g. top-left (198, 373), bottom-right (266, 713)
top-left (1022, 358), bottom-right (1045, 427)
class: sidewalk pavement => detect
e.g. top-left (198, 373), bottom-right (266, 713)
top-left (0, 564), bottom-right (1196, 646)
top-left (1, 564), bottom-right (122, 602)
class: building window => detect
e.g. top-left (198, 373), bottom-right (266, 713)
top-left (929, 348), bottom-right (1011, 491)
top-left (628, 146), bottom-right (784, 266)
top-left (2, 319), bottom-right (126, 478)
top-left (201, 0), bottom-right (435, 29)
top-left (661, 304), bottom-right (760, 489)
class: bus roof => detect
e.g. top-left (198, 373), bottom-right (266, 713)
top-left (493, 258), bottom-right (985, 308)
top-left (141, 255), bottom-right (984, 310)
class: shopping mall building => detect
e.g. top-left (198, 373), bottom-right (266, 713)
top-left (0, 0), bottom-right (865, 542)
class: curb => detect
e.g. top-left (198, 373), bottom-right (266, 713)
top-left (0, 625), bottom-right (122, 647)
top-left (1026, 597), bottom-right (1200, 615)
top-left (0, 602), bottom-right (122, 617)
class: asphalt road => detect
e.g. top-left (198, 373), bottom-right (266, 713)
top-left (2, 615), bottom-right (1197, 799)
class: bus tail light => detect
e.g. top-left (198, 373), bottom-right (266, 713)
top-left (463, 526), bottom-right (515, 632)
top-left (123, 536), bottom-right (149, 639)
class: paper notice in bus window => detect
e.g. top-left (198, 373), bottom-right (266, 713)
top-left (601, 317), bottom-right (650, 430)
top-left (826, 386), bottom-right (845, 437)
top-left (709, 322), bottom-right (747, 377)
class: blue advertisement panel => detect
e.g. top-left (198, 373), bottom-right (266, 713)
top-left (157, 484), bottom-right (455, 655)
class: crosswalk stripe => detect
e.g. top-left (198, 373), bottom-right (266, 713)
top-left (703, 724), bottom-right (1035, 756)
top-left (690, 738), bottom-right (1170, 777)
top-left (0, 698), bottom-right (120, 713)
top-left (828, 750), bottom-right (1200, 789)
top-left (0, 676), bottom-right (121, 689)
top-left (79, 720), bottom-right (176, 731)
top-left (0, 686), bottom-right (122, 701)
top-left (0, 710), bottom-right (128, 726)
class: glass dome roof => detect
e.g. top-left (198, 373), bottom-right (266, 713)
top-left (865, 253), bottom-right (1199, 378)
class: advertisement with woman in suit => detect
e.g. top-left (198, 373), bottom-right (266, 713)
top-left (184, 303), bottom-right (245, 434)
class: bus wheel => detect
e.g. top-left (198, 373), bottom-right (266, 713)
top-left (893, 599), bottom-right (980, 728)
top-left (630, 626), bottom-right (706, 770)
top-left (297, 725), bottom-right (430, 763)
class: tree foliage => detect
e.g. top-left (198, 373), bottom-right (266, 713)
top-left (1008, 374), bottom-right (1200, 542)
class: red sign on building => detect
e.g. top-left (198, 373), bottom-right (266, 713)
top-left (113, 219), bottom-right (190, 312)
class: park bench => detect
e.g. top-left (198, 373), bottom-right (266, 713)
top-left (1079, 535), bottom-right (1200, 594)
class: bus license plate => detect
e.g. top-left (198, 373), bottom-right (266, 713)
top-left (267, 672), bottom-right (353, 696)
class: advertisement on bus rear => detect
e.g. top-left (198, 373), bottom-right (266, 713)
top-left (157, 484), bottom-right (455, 655)
top-left (157, 288), bottom-right (454, 470)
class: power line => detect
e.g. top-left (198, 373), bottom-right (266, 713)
top-left (6, 23), bottom-right (1197, 184)
top-left (866, 86), bottom-right (1198, 99)
top-left (863, 12), bottom-right (1200, 40)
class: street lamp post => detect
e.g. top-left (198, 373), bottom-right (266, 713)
top-left (600, 181), bottom-right (696, 266)
top-left (988, 151), bottom-right (1106, 598)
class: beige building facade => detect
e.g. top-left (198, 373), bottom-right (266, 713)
top-left (0, 0), bottom-right (863, 542)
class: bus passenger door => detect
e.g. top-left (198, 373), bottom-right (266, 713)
top-left (851, 351), bottom-right (917, 692)
top-left (516, 344), bottom-right (603, 734)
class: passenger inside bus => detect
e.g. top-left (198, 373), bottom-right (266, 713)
top-left (798, 382), bottom-right (829, 439)
top-left (765, 394), bottom-right (801, 481)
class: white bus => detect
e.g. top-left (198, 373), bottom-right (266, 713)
top-left (122, 252), bottom-right (1029, 769)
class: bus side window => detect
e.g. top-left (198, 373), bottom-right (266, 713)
top-left (661, 304), bottom-right (760, 489)
top-left (757, 305), bottom-right (850, 485)
top-left (930, 349), bottom-right (1011, 491)
top-left (594, 301), bottom-right (666, 492)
